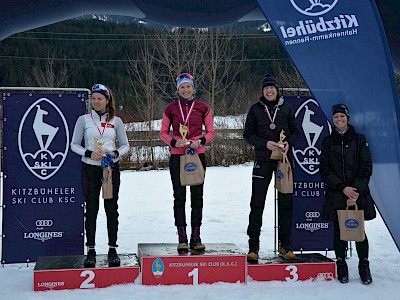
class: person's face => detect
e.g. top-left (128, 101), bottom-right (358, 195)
top-left (92, 92), bottom-right (109, 113)
top-left (333, 112), bottom-right (348, 131)
top-left (178, 83), bottom-right (194, 99)
top-left (263, 86), bottom-right (278, 101)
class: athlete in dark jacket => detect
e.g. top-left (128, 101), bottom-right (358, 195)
top-left (244, 74), bottom-right (301, 261)
top-left (320, 104), bottom-right (376, 285)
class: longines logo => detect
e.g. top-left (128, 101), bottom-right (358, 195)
top-left (24, 219), bottom-right (63, 242)
top-left (290, 0), bottom-right (338, 17)
top-left (18, 98), bottom-right (69, 180)
top-left (293, 99), bottom-right (331, 175)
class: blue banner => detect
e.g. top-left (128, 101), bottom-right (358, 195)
top-left (258, 0), bottom-right (400, 251)
top-left (2, 92), bottom-right (86, 264)
top-left (286, 95), bottom-right (333, 251)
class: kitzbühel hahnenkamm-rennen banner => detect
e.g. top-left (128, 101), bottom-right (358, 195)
top-left (257, 0), bottom-right (400, 250)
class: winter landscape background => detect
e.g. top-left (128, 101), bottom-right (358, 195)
top-left (1, 164), bottom-right (400, 300)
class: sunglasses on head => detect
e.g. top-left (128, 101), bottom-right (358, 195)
top-left (92, 84), bottom-right (110, 96)
top-left (176, 73), bottom-right (193, 81)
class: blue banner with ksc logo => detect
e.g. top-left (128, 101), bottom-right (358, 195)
top-left (286, 95), bottom-right (333, 251)
top-left (258, 0), bottom-right (400, 250)
top-left (2, 92), bottom-right (86, 263)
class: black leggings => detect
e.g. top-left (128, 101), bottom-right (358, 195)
top-left (169, 153), bottom-right (206, 227)
top-left (82, 162), bottom-right (120, 247)
top-left (247, 160), bottom-right (293, 246)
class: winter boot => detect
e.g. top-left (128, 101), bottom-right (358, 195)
top-left (108, 247), bottom-right (121, 267)
top-left (336, 257), bottom-right (349, 283)
top-left (278, 244), bottom-right (296, 260)
top-left (190, 226), bottom-right (205, 251)
top-left (247, 237), bottom-right (260, 262)
top-left (177, 226), bottom-right (189, 252)
top-left (84, 248), bottom-right (96, 268)
top-left (359, 259), bottom-right (373, 285)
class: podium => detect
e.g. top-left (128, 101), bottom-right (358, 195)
top-left (247, 253), bottom-right (336, 282)
top-left (33, 253), bottom-right (140, 291)
top-left (137, 243), bottom-right (247, 285)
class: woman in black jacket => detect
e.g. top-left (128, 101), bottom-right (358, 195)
top-left (320, 104), bottom-right (376, 285)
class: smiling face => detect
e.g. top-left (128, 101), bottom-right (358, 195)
top-left (92, 92), bottom-right (109, 113)
top-left (263, 85), bottom-right (278, 101)
top-left (178, 82), bottom-right (194, 100)
top-left (333, 112), bottom-right (349, 131)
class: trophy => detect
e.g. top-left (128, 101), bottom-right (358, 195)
top-left (270, 129), bottom-right (285, 160)
top-left (94, 137), bottom-right (105, 155)
top-left (179, 123), bottom-right (190, 145)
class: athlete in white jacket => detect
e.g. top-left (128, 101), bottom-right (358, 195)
top-left (71, 83), bottom-right (129, 268)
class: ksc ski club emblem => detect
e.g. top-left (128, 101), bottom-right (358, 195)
top-left (18, 98), bottom-right (69, 180)
top-left (293, 99), bottom-right (331, 175)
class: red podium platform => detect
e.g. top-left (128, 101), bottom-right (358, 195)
top-left (247, 253), bottom-right (336, 282)
top-left (33, 253), bottom-right (140, 291)
top-left (138, 243), bottom-right (247, 285)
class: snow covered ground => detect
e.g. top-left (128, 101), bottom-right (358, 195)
top-left (1, 164), bottom-right (400, 300)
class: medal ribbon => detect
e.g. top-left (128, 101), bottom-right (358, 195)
top-left (178, 100), bottom-right (195, 126)
top-left (91, 112), bottom-right (109, 137)
top-left (262, 103), bottom-right (279, 125)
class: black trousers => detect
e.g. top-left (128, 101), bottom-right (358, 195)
top-left (333, 217), bottom-right (369, 260)
top-left (247, 160), bottom-right (294, 246)
top-left (82, 162), bottom-right (120, 247)
top-left (169, 153), bottom-right (206, 227)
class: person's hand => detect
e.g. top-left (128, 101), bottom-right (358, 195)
top-left (281, 141), bottom-right (289, 154)
top-left (189, 140), bottom-right (201, 149)
top-left (266, 141), bottom-right (282, 151)
top-left (175, 139), bottom-right (188, 147)
top-left (346, 198), bottom-right (357, 206)
top-left (343, 186), bottom-right (359, 199)
top-left (91, 151), bottom-right (103, 161)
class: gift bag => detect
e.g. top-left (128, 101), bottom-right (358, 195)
top-left (102, 166), bottom-right (113, 199)
top-left (275, 153), bottom-right (293, 193)
top-left (337, 204), bottom-right (365, 242)
top-left (180, 151), bottom-right (205, 186)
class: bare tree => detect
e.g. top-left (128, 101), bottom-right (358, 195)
top-left (126, 36), bottom-right (164, 168)
top-left (27, 54), bottom-right (69, 87)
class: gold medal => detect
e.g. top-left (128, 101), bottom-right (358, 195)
top-left (269, 123), bottom-right (276, 130)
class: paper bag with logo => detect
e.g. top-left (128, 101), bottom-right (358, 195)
top-left (270, 130), bottom-right (285, 160)
top-left (102, 166), bottom-right (113, 199)
top-left (274, 152), bottom-right (293, 194)
top-left (180, 150), bottom-right (205, 186)
top-left (337, 204), bottom-right (365, 242)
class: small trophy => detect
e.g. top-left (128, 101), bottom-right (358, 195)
top-left (94, 137), bottom-right (105, 155)
top-left (270, 130), bottom-right (285, 160)
top-left (179, 123), bottom-right (190, 145)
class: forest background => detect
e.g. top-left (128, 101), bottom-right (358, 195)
top-left (1, 16), bottom-right (399, 169)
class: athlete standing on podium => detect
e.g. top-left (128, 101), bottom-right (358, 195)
top-left (160, 73), bottom-right (215, 252)
top-left (71, 84), bottom-right (129, 268)
top-left (243, 74), bottom-right (300, 262)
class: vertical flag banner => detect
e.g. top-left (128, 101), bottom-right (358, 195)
top-left (286, 95), bottom-right (333, 251)
top-left (2, 92), bottom-right (86, 263)
top-left (258, 0), bottom-right (400, 250)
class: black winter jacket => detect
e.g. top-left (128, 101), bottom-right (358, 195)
top-left (320, 125), bottom-right (376, 221)
top-left (243, 96), bottom-right (301, 161)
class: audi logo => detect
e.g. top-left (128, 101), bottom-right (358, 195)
top-left (305, 212), bottom-right (320, 218)
top-left (35, 220), bottom-right (54, 227)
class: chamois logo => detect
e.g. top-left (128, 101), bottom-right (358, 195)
top-left (290, 0), bottom-right (338, 16)
top-left (293, 99), bottom-right (331, 175)
top-left (152, 257), bottom-right (164, 277)
top-left (18, 98), bottom-right (69, 180)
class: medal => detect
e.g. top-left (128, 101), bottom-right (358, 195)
top-left (178, 100), bottom-right (195, 145)
top-left (262, 102), bottom-right (280, 130)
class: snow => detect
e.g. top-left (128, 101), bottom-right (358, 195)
top-left (1, 164), bottom-right (400, 299)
